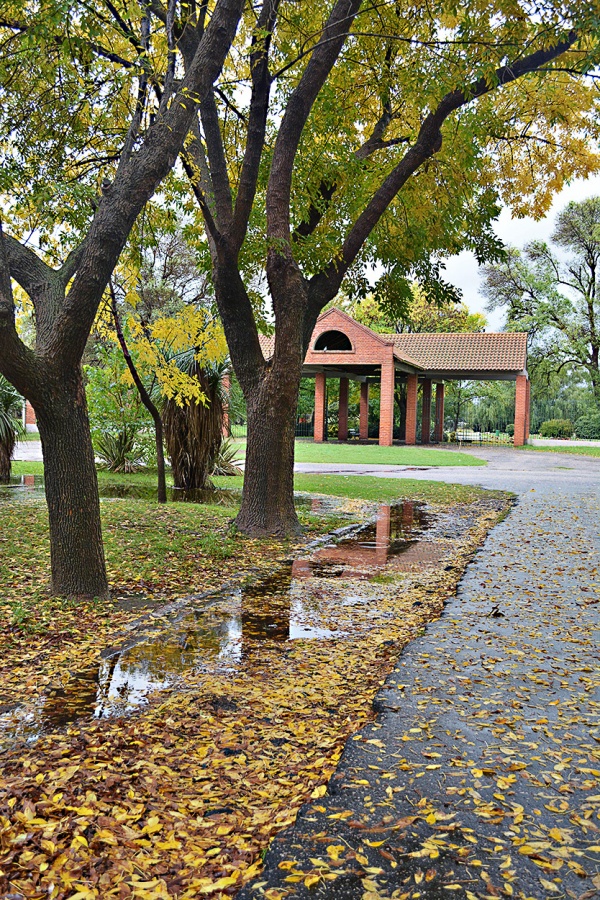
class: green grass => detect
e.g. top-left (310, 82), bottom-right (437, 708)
top-left (11, 461), bottom-right (484, 506)
top-left (519, 445), bottom-right (600, 459)
top-left (230, 440), bottom-right (484, 467)
top-left (213, 473), bottom-right (485, 505)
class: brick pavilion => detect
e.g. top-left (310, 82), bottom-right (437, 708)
top-left (260, 308), bottom-right (530, 446)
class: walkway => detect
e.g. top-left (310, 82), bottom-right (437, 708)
top-left (240, 451), bottom-right (600, 898)
top-left (13, 439), bottom-right (43, 462)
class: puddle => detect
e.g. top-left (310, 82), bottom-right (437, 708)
top-left (0, 476), bottom-right (345, 514)
top-left (1, 501), bottom-right (439, 747)
top-left (293, 501), bottom-right (434, 578)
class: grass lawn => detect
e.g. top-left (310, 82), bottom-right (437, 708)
top-left (11, 460), bottom-right (484, 505)
top-left (520, 444), bottom-right (600, 459)
top-left (230, 439), bottom-right (485, 467)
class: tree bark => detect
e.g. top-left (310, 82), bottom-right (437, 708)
top-left (35, 368), bottom-right (108, 599)
top-left (235, 364), bottom-right (302, 536)
top-left (0, 442), bottom-right (12, 483)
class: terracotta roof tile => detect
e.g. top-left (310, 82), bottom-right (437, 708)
top-left (384, 332), bottom-right (527, 372)
top-left (259, 329), bottom-right (527, 373)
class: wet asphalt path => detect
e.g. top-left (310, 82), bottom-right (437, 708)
top-left (240, 451), bottom-right (600, 899)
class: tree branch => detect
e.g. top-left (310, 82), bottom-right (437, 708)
top-left (266, 0), bottom-right (363, 245)
top-left (48, 0), bottom-right (245, 368)
top-left (314, 30), bottom-right (578, 298)
top-left (0, 224), bottom-right (45, 399)
top-left (230, 0), bottom-right (280, 250)
top-left (2, 234), bottom-right (55, 296)
top-left (200, 90), bottom-right (234, 228)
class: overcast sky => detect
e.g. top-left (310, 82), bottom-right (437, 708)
top-left (443, 173), bottom-right (600, 331)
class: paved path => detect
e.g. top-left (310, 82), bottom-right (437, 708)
top-left (240, 452), bottom-right (600, 899)
top-left (13, 440), bottom-right (43, 462)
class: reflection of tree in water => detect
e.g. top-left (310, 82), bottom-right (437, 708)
top-left (241, 571), bottom-right (292, 651)
top-left (42, 667), bottom-right (100, 727)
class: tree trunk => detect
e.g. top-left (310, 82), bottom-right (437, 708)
top-left (0, 442), bottom-right (12, 483)
top-left (154, 416), bottom-right (167, 503)
top-left (36, 368), bottom-right (109, 599)
top-left (235, 365), bottom-right (302, 537)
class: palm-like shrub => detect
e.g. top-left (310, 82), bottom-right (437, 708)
top-left (0, 376), bottom-right (25, 483)
top-left (95, 428), bottom-right (145, 473)
top-left (163, 357), bottom-right (228, 490)
top-left (213, 439), bottom-right (243, 476)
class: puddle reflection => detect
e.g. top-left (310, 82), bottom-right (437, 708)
top-left (1, 501), bottom-right (435, 746)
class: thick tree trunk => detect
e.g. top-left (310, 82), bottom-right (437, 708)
top-left (35, 368), bottom-right (108, 599)
top-left (235, 365), bottom-right (302, 537)
top-left (0, 442), bottom-right (12, 483)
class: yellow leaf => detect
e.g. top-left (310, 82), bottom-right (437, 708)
top-left (304, 875), bottom-right (320, 888)
top-left (198, 872), bottom-right (240, 893)
top-left (311, 785), bottom-right (327, 799)
top-left (539, 878), bottom-right (560, 892)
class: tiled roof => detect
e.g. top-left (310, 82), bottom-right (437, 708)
top-left (258, 334), bottom-right (275, 358)
top-left (259, 329), bottom-right (527, 373)
top-left (384, 332), bottom-right (527, 372)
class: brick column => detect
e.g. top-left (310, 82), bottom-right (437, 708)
top-left (379, 358), bottom-right (395, 447)
top-left (525, 377), bottom-right (531, 441)
top-left (514, 374), bottom-right (528, 446)
top-left (314, 372), bottom-right (327, 442)
top-left (421, 378), bottom-right (432, 444)
top-left (375, 505), bottom-right (390, 565)
top-left (405, 373), bottom-right (418, 445)
top-left (359, 382), bottom-right (369, 440)
top-left (434, 383), bottom-right (445, 442)
top-left (338, 377), bottom-right (349, 441)
top-left (24, 400), bottom-right (37, 429)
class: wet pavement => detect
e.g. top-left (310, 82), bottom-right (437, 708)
top-left (239, 451), bottom-right (600, 898)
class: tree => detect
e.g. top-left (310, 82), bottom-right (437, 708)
top-left (106, 227), bottom-right (226, 502)
top-left (348, 291), bottom-right (487, 334)
top-left (163, 356), bottom-right (229, 490)
top-left (0, 375), bottom-right (24, 483)
top-left (0, 0), bottom-right (245, 597)
top-left (483, 197), bottom-right (600, 406)
top-left (175, 0), bottom-right (599, 535)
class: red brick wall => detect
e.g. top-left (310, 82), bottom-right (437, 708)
top-left (314, 372), bottom-right (327, 442)
top-left (25, 400), bottom-right (37, 426)
top-left (514, 374), bottom-right (529, 446)
top-left (405, 374), bottom-right (418, 445)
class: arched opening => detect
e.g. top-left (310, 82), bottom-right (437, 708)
top-left (314, 330), bottom-right (353, 351)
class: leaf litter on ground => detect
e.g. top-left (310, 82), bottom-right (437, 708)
top-left (0, 486), bottom-right (511, 899)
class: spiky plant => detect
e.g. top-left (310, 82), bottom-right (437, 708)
top-left (0, 376), bottom-right (25, 484)
top-left (162, 357), bottom-right (228, 490)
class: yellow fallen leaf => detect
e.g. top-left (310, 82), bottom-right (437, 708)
top-left (539, 878), bottom-right (560, 892)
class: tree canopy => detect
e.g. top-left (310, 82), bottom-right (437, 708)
top-left (483, 197), bottom-right (600, 405)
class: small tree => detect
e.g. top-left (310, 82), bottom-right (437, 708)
top-left (0, 0), bottom-right (245, 596)
top-left (163, 357), bottom-right (229, 490)
top-left (0, 376), bottom-right (24, 483)
top-left (483, 197), bottom-right (600, 406)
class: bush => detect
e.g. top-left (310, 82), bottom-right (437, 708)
top-left (213, 439), bottom-right (243, 476)
top-left (539, 419), bottom-right (573, 439)
top-left (574, 412), bottom-right (600, 440)
top-left (95, 429), bottom-right (145, 472)
top-left (506, 423), bottom-right (514, 437)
